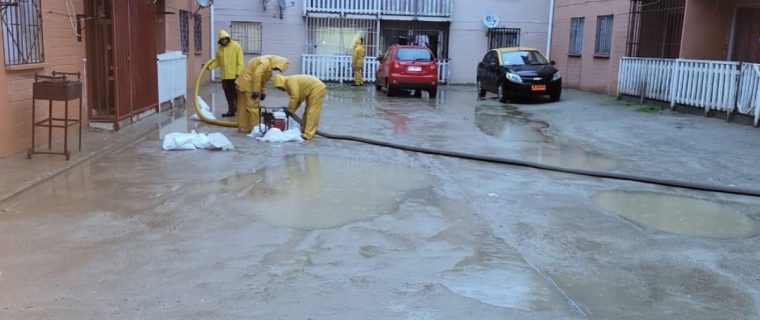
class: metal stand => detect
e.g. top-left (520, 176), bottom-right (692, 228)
top-left (28, 72), bottom-right (83, 161)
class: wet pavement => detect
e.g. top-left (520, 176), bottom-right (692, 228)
top-left (1, 85), bottom-right (759, 319)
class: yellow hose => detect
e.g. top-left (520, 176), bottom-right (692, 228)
top-left (194, 60), bottom-right (238, 127)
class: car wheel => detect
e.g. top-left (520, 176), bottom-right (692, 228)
top-left (498, 84), bottom-right (509, 103)
top-left (385, 79), bottom-right (395, 97)
top-left (428, 88), bottom-right (437, 98)
top-left (477, 79), bottom-right (486, 97)
top-left (375, 83), bottom-right (382, 91)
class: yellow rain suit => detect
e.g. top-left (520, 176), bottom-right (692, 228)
top-left (352, 38), bottom-right (366, 86)
top-left (272, 74), bottom-right (327, 140)
top-left (207, 30), bottom-right (244, 80)
top-left (234, 55), bottom-right (290, 132)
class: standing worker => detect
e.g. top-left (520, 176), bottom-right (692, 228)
top-left (271, 74), bottom-right (327, 140)
top-left (352, 37), bottom-right (366, 86)
top-left (235, 55), bottom-right (290, 132)
top-left (207, 30), bottom-right (244, 117)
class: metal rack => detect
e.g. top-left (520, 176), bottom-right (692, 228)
top-left (28, 72), bottom-right (83, 161)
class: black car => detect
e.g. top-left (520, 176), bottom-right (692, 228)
top-left (476, 47), bottom-right (562, 103)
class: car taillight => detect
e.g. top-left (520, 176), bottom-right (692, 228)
top-left (429, 64), bottom-right (436, 70)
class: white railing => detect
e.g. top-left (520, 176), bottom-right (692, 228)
top-left (303, 0), bottom-right (378, 15)
top-left (304, 0), bottom-right (451, 17)
top-left (737, 63), bottom-right (760, 127)
top-left (619, 57), bottom-right (760, 125)
top-left (157, 51), bottom-right (187, 107)
top-left (302, 54), bottom-right (450, 83)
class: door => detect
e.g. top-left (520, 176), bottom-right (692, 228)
top-left (85, 0), bottom-right (157, 128)
top-left (733, 8), bottom-right (760, 63)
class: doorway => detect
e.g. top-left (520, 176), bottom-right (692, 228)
top-left (732, 8), bottom-right (760, 63)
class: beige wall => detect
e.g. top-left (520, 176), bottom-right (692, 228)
top-left (0, 0), bottom-right (87, 158)
top-left (448, 0), bottom-right (551, 84)
top-left (550, 0), bottom-right (630, 95)
top-left (163, 0), bottom-right (212, 94)
top-left (681, 0), bottom-right (733, 60)
top-left (213, 0), bottom-right (307, 77)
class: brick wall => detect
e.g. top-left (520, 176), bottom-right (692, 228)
top-left (0, 0), bottom-right (86, 158)
top-left (551, 0), bottom-right (630, 95)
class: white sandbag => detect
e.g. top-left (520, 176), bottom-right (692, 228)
top-left (256, 128), bottom-right (304, 143)
top-left (162, 130), bottom-right (233, 151)
top-left (208, 132), bottom-right (235, 150)
top-left (191, 97), bottom-right (216, 121)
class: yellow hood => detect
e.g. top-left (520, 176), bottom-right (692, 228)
top-left (269, 55), bottom-right (290, 72)
top-left (272, 74), bottom-right (286, 89)
top-left (219, 30), bottom-right (231, 40)
top-left (353, 36), bottom-right (363, 47)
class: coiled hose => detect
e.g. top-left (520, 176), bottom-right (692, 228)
top-left (192, 62), bottom-right (760, 198)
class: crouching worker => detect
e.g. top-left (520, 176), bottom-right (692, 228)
top-left (271, 74), bottom-right (327, 140)
top-left (234, 55), bottom-right (290, 132)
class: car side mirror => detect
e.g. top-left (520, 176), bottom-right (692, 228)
top-left (550, 60), bottom-right (556, 66)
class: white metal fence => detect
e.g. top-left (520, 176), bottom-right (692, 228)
top-left (303, 0), bottom-right (451, 17)
top-left (618, 57), bottom-right (760, 126)
top-left (302, 54), bottom-right (450, 84)
top-left (157, 51), bottom-right (187, 107)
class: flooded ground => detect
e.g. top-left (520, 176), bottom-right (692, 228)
top-left (1, 85), bottom-right (759, 319)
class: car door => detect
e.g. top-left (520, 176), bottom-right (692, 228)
top-left (483, 51), bottom-right (499, 92)
top-left (376, 49), bottom-right (391, 85)
top-left (477, 52), bottom-right (490, 89)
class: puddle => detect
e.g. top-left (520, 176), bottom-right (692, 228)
top-left (594, 191), bottom-right (760, 238)
top-left (475, 105), bottom-right (548, 143)
top-left (223, 155), bottom-right (434, 229)
top-left (527, 143), bottom-right (618, 172)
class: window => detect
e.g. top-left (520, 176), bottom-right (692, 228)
top-left (501, 50), bottom-right (549, 66)
top-left (307, 17), bottom-right (378, 57)
top-left (488, 28), bottom-right (520, 50)
top-left (179, 10), bottom-right (189, 53)
top-left (569, 17), bottom-right (584, 56)
top-left (595, 15), bottom-right (614, 57)
top-left (193, 14), bottom-right (202, 54)
top-left (395, 48), bottom-right (432, 61)
top-left (230, 21), bottom-right (263, 54)
top-left (2, 0), bottom-right (44, 65)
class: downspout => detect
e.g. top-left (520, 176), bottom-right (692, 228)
top-left (547, 0), bottom-right (556, 58)
top-left (210, 3), bottom-right (216, 81)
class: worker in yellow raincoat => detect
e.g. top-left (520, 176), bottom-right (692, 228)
top-left (352, 37), bottom-right (366, 86)
top-left (272, 74), bottom-right (327, 140)
top-left (234, 55), bottom-right (290, 132)
top-left (207, 30), bottom-right (244, 117)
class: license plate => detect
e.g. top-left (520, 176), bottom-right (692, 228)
top-left (531, 85), bottom-right (546, 91)
top-left (408, 66), bottom-right (422, 72)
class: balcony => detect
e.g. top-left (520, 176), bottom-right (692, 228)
top-left (303, 0), bottom-right (451, 18)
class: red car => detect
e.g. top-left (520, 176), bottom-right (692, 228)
top-left (376, 44), bottom-right (438, 98)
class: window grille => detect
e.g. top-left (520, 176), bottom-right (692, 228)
top-left (595, 15), bottom-right (613, 56)
top-left (179, 10), bottom-right (189, 53)
top-left (2, 0), bottom-right (44, 65)
top-left (230, 21), bottom-right (263, 54)
top-left (488, 28), bottom-right (520, 50)
top-left (193, 13), bottom-right (202, 54)
top-left (569, 17), bottom-right (584, 56)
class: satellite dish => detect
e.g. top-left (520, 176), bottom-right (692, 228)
top-left (483, 13), bottom-right (500, 28)
top-left (197, 0), bottom-right (214, 8)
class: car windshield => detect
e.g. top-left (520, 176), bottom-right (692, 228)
top-left (396, 48), bottom-right (433, 61)
top-left (500, 50), bottom-right (549, 66)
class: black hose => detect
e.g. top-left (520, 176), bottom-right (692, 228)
top-left (287, 112), bottom-right (760, 198)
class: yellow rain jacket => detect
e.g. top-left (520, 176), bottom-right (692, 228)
top-left (272, 74), bottom-right (327, 140)
top-left (207, 30), bottom-right (244, 80)
top-left (352, 38), bottom-right (366, 69)
top-left (235, 55), bottom-right (290, 94)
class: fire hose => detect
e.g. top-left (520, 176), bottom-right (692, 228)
top-left (194, 61), bottom-right (760, 198)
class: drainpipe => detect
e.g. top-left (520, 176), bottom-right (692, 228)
top-left (546, 0), bottom-right (555, 58)
top-left (210, 3), bottom-right (216, 81)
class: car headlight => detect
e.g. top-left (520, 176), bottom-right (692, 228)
top-left (506, 72), bottom-right (523, 84)
top-left (552, 72), bottom-right (561, 81)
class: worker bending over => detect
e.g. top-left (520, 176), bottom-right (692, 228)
top-left (272, 74), bottom-right (327, 140)
top-left (234, 55), bottom-right (290, 132)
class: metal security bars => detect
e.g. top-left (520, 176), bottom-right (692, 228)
top-left (230, 21), bottom-right (262, 54)
top-left (2, 0), bottom-right (44, 65)
top-left (569, 18), bottom-right (584, 56)
top-left (594, 15), bottom-right (613, 57)
top-left (179, 10), bottom-right (189, 53)
top-left (626, 0), bottom-right (685, 58)
top-left (306, 17), bottom-right (378, 57)
top-left (193, 14), bottom-right (202, 54)
top-left (488, 28), bottom-right (520, 50)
